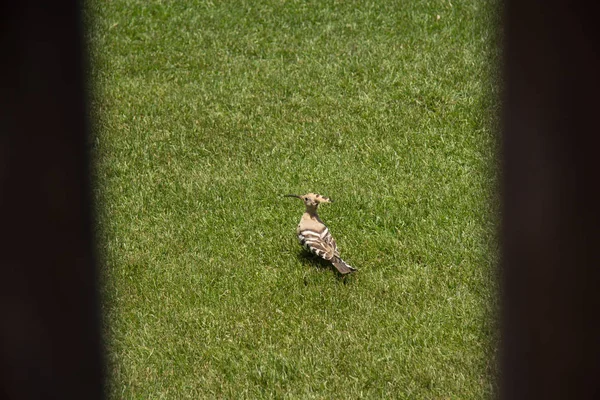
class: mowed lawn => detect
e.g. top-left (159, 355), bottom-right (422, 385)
top-left (88, 0), bottom-right (500, 398)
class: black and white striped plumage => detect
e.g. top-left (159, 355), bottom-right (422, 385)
top-left (285, 193), bottom-right (357, 275)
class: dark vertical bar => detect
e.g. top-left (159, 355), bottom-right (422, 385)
top-left (502, 0), bottom-right (600, 399)
top-left (0, 1), bottom-right (104, 399)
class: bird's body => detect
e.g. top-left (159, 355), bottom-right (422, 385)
top-left (286, 193), bottom-right (356, 275)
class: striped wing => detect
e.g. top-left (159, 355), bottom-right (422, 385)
top-left (298, 226), bottom-right (339, 260)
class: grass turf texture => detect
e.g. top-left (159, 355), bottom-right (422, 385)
top-left (88, 0), bottom-right (501, 398)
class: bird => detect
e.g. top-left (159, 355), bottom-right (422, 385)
top-left (285, 193), bottom-right (357, 275)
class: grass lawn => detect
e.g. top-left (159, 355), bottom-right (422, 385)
top-left (88, 0), bottom-right (500, 398)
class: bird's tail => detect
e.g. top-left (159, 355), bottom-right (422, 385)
top-left (331, 257), bottom-right (357, 275)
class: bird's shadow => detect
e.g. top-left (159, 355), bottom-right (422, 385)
top-left (296, 250), bottom-right (332, 270)
top-left (296, 250), bottom-right (355, 282)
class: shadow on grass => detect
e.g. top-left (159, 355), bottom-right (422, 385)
top-left (295, 251), bottom-right (356, 283)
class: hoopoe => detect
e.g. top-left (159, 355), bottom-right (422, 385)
top-left (285, 193), bottom-right (357, 275)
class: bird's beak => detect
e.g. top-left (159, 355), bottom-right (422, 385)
top-left (284, 194), bottom-right (301, 199)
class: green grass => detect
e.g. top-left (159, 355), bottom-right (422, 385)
top-left (88, 0), bottom-right (501, 398)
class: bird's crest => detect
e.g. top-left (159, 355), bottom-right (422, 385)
top-left (284, 193), bottom-right (333, 206)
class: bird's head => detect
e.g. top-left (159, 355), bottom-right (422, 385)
top-left (284, 193), bottom-right (333, 208)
